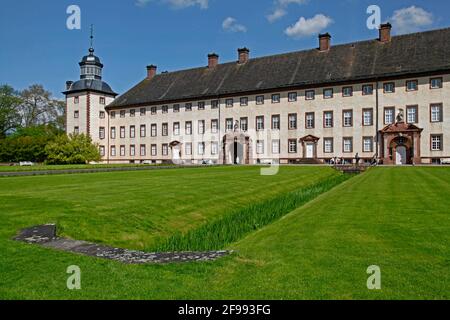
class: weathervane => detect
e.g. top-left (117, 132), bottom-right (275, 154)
top-left (89, 24), bottom-right (94, 53)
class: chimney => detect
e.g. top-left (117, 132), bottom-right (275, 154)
top-left (379, 23), bottom-right (392, 43)
top-left (238, 48), bottom-right (250, 64)
top-left (66, 81), bottom-right (73, 90)
top-left (208, 53), bottom-right (219, 68)
top-left (319, 33), bottom-right (331, 52)
top-left (146, 65), bottom-right (157, 80)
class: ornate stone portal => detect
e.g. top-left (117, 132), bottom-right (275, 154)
top-left (379, 111), bottom-right (423, 165)
top-left (221, 132), bottom-right (252, 165)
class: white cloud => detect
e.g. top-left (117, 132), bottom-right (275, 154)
top-left (284, 14), bottom-right (333, 38)
top-left (222, 17), bottom-right (247, 33)
top-left (267, 0), bottom-right (308, 23)
top-left (136, 0), bottom-right (208, 9)
top-left (389, 6), bottom-right (433, 34)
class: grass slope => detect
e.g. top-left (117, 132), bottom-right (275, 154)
top-left (0, 167), bottom-right (449, 299)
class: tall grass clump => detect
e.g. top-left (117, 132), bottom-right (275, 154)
top-left (152, 172), bottom-right (351, 252)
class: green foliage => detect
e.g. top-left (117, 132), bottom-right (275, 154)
top-left (45, 133), bottom-right (101, 165)
top-left (153, 174), bottom-right (350, 252)
top-left (0, 85), bottom-right (22, 138)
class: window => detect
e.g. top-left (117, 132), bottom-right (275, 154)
top-left (363, 109), bottom-right (373, 126)
top-left (406, 105), bottom-right (418, 124)
top-left (110, 145), bottom-right (116, 157)
top-left (323, 88), bottom-right (333, 99)
top-left (162, 144), bottom-right (168, 156)
top-left (130, 145), bottom-right (136, 157)
top-left (240, 97), bottom-right (248, 106)
top-left (185, 103), bottom-right (192, 112)
top-left (120, 110), bottom-right (125, 118)
top-left (74, 96), bottom-right (79, 104)
top-left (430, 104), bottom-right (443, 122)
top-left (130, 109), bottom-right (136, 117)
top-left (151, 107), bottom-right (157, 115)
top-left (99, 97), bottom-right (106, 105)
top-left (151, 144), bottom-right (157, 157)
top-left (74, 127), bottom-right (79, 134)
top-left (74, 110), bottom-right (79, 118)
top-left (288, 114), bottom-right (297, 130)
top-left (120, 126), bottom-right (125, 139)
top-left (198, 102), bottom-right (205, 110)
top-left (272, 115), bottom-right (280, 130)
top-left (430, 77), bottom-right (443, 89)
top-left (185, 143), bottom-right (192, 156)
top-left (305, 90), bottom-right (315, 100)
top-left (197, 142), bottom-right (205, 155)
top-left (162, 123), bottom-right (168, 136)
top-left (256, 95), bottom-right (265, 105)
top-left (226, 118), bottom-right (233, 131)
top-left (151, 124), bottom-right (157, 137)
top-left (362, 84), bottom-right (374, 95)
top-left (173, 104), bottom-right (180, 113)
top-left (324, 138), bottom-right (333, 153)
top-left (211, 119), bottom-right (219, 134)
top-left (99, 111), bottom-right (105, 119)
top-left (211, 142), bottom-right (219, 155)
top-left (272, 140), bottom-right (280, 154)
top-left (324, 111), bottom-right (333, 128)
top-left (288, 139), bottom-right (297, 153)
top-left (306, 113), bottom-right (315, 129)
top-left (288, 92), bottom-right (297, 102)
top-left (130, 126), bottom-right (136, 138)
top-left (140, 125), bottom-right (146, 137)
top-left (226, 99), bottom-right (234, 108)
top-left (256, 116), bottom-right (264, 131)
top-left (198, 120), bottom-right (205, 134)
top-left (99, 146), bottom-right (105, 157)
top-left (384, 82), bottom-right (395, 93)
top-left (173, 122), bottom-right (180, 136)
top-left (431, 135), bottom-right (443, 151)
top-left (343, 110), bottom-right (353, 127)
top-left (406, 80), bottom-right (418, 92)
top-left (185, 122), bottom-right (192, 135)
top-left (140, 108), bottom-right (146, 116)
top-left (110, 127), bottom-right (116, 139)
top-left (343, 137), bottom-right (353, 153)
top-left (99, 127), bottom-right (105, 140)
top-left (111, 111), bottom-right (116, 119)
top-left (140, 144), bottom-right (146, 156)
top-left (384, 107), bottom-right (395, 125)
top-left (363, 137), bottom-right (373, 152)
top-left (120, 145), bottom-right (126, 157)
top-left (342, 87), bottom-right (353, 97)
top-left (211, 100), bottom-right (219, 109)
top-left (162, 105), bottom-right (168, 114)
top-left (271, 94), bottom-right (280, 104)
top-left (240, 117), bottom-right (248, 132)
top-left (256, 140), bottom-right (264, 154)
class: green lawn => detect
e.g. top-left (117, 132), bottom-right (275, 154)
top-left (0, 163), bottom-right (172, 172)
top-left (0, 166), bottom-right (449, 299)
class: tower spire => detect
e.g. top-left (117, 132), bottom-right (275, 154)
top-left (89, 24), bottom-right (94, 54)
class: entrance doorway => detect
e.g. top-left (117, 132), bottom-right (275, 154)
top-left (306, 143), bottom-right (314, 158)
top-left (396, 146), bottom-right (407, 165)
top-left (233, 138), bottom-right (244, 164)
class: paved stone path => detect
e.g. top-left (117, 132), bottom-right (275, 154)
top-left (14, 225), bottom-right (231, 264)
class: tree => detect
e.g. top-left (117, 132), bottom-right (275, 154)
top-left (0, 85), bottom-right (22, 138)
top-left (45, 133), bottom-right (101, 165)
top-left (19, 84), bottom-right (65, 128)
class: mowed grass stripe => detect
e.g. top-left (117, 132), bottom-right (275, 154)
top-left (0, 166), bottom-right (337, 250)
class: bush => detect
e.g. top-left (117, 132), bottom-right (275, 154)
top-left (45, 134), bottom-right (101, 165)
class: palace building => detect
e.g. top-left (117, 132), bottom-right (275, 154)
top-left (65, 24), bottom-right (450, 165)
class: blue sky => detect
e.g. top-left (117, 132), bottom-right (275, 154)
top-left (1, 0), bottom-right (449, 98)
